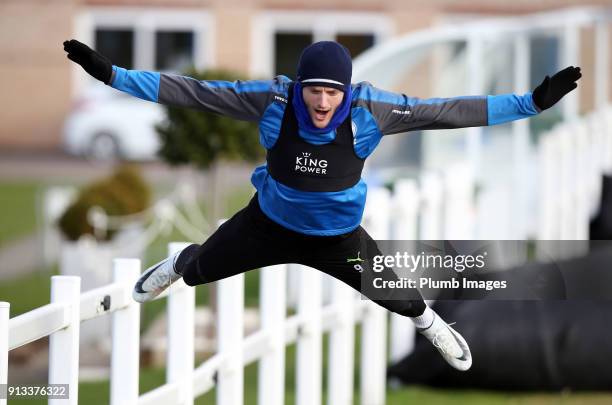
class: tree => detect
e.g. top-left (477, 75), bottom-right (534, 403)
top-left (156, 68), bottom-right (264, 224)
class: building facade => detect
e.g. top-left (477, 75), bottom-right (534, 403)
top-left (1, 0), bottom-right (611, 150)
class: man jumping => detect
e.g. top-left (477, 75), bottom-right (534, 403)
top-left (63, 38), bottom-right (581, 372)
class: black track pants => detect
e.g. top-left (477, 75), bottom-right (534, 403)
top-left (179, 194), bottom-right (426, 317)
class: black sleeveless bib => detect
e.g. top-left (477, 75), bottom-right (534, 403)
top-left (266, 83), bottom-right (365, 192)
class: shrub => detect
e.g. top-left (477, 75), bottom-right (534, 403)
top-left (155, 69), bottom-right (264, 169)
top-left (58, 165), bottom-right (151, 241)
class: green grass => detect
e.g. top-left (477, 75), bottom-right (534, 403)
top-left (0, 181), bottom-right (41, 246)
top-left (10, 324), bottom-right (612, 405)
top-left (0, 266), bottom-right (58, 316)
top-left (383, 388), bottom-right (612, 404)
top-left (4, 267), bottom-right (612, 404)
top-left (10, 376), bottom-right (612, 405)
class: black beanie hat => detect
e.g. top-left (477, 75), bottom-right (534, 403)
top-left (296, 41), bottom-right (352, 92)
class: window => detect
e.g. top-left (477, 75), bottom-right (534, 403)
top-left (274, 33), bottom-right (313, 78)
top-left (251, 12), bottom-right (392, 78)
top-left (95, 29), bottom-right (134, 69)
top-left (155, 31), bottom-right (194, 72)
top-left (82, 8), bottom-right (211, 73)
top-left (336, 34), bottom-right (375, 58)
top-left (273, 32), bottom-right (377, 78)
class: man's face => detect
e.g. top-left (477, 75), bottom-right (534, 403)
top-left (301, 86), bottom-right (344, 129)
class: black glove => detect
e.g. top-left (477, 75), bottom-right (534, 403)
top-left (63, 39), bottom-right (113, 85)
top-left (531, 66), bottom-right (582, 111)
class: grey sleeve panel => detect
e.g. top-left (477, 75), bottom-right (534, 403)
top-left (352, 82), bottom-right (488, 135)
top-left (394, 97), bottom-right (488, 134)
top-left (158, 74), bottom-right (290, 122)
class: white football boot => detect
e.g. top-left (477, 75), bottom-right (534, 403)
top-left (132, 248), bottom-right (184, 303)
top-left (417, 311), bottom-right (472, 371)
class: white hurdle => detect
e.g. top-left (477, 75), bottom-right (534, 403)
top-left (360, 187), bottom-right (390, 405)
top-left (537, 105), bottom-right (612, 259)
top-left (443, 163), bottom-right (476, 240)
top-left (4, 259), bottom-right (143, 405)
top-left (110, 259), bottom-right (141, 405)
top-left (217, 263), bottom-right (245, 405)
top-left (48, 276), bottom-right (81, 405)
top-left (166, 243), bottom-right (195, 405)
top-left (258, 264), bottom-right (287, 405)
top-left (296, 266), bottom-right (323, 405)
top-left (419, 172), bottom-right (444, 240)
top-left (388, 179), bottom-right (419, 363)
top-left (327, 275), bottom-right (357, 405)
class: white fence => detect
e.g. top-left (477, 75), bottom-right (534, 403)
top-left (1, 166), bottom-right (477, 405)
top-left (537, 106), bottom-right (612, 259)
top-left (1, 243), bottom-right (393, 405)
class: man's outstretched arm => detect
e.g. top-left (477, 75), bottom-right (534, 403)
top-left (63, 39), bottom-right (285, 122)
top-left (354, 66), bottom-right (582, 135)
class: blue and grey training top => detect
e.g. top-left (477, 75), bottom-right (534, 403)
top-left (109, 66), bottom-right (541, 236)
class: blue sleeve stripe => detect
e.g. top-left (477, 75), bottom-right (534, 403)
top-left (487, 92), bottom-right (539, 126)
top-left (352, 87), bottom-right (404, 104)
top-left (351, 107), bottom-right (382, 158)
top-left (259, 102), bottom-right (285, 149)
top-left (111, 65), bottom-right (160, 102)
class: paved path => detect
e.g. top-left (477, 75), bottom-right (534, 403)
top-left (0, 232), bottom-right (47, 281)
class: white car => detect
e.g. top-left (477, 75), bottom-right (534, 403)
top-left (63, 83), bottom-right (166, 161)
